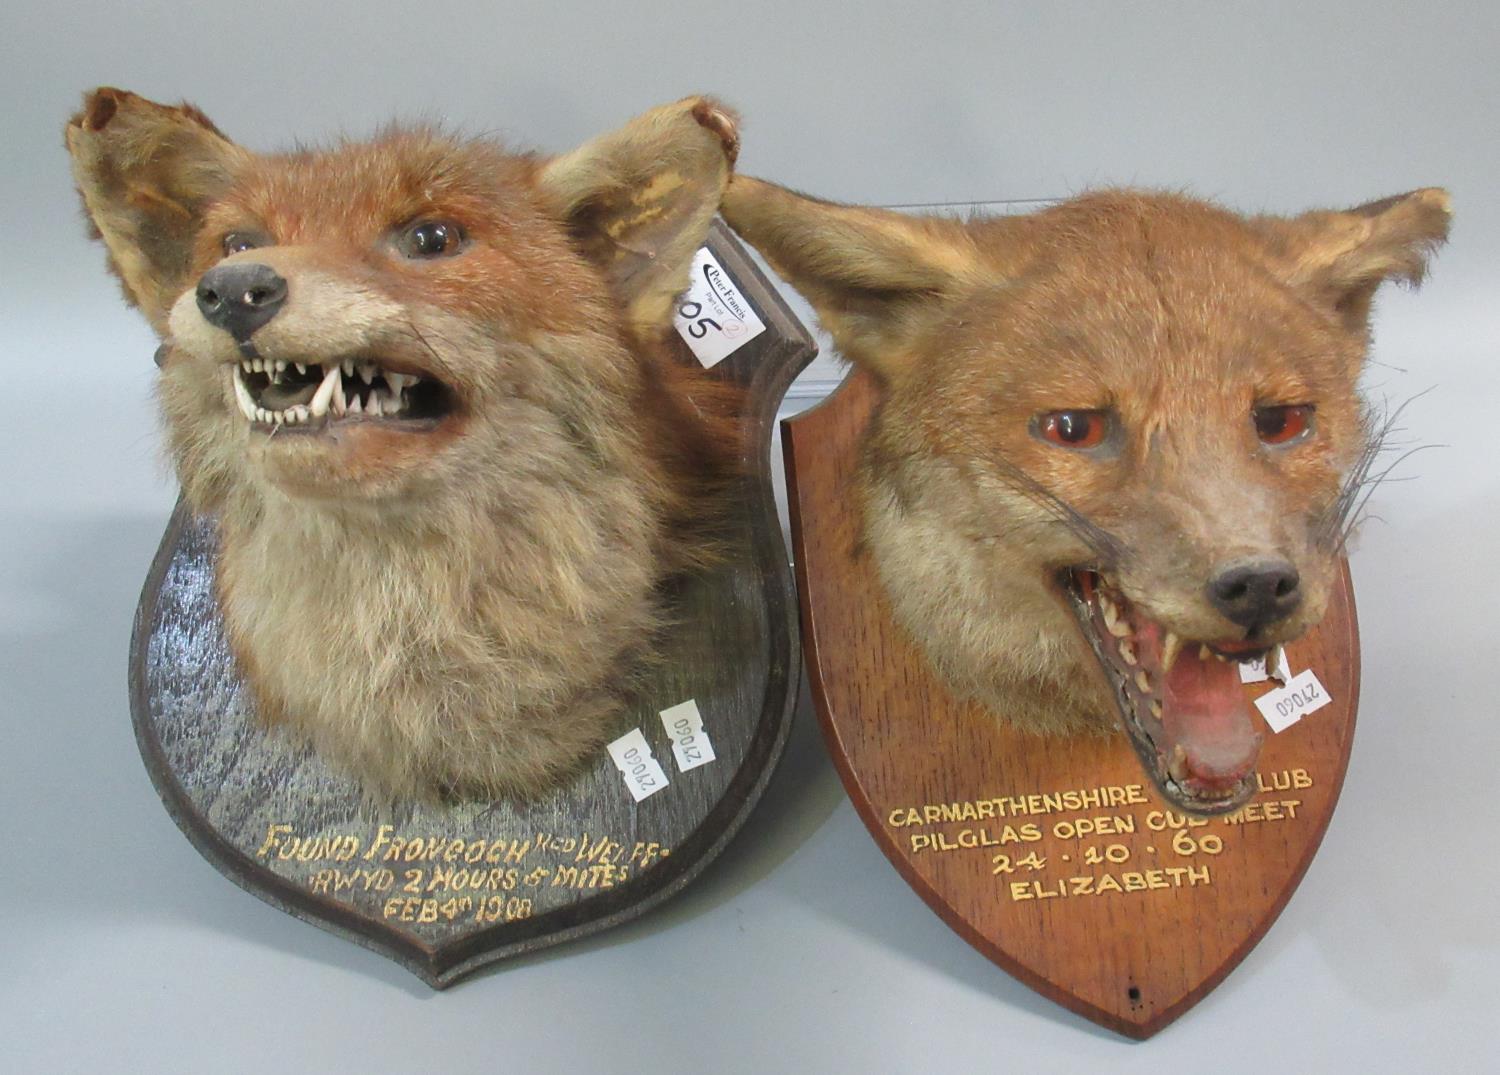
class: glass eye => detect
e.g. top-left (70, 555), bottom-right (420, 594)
top-left (1037, 410), bottom-right (1109, 449)
top-left (1254, 404), bottom-right (1315, 445)
top-left (399, 220), bottom-right (466, 259)
top-left (221, 232), bottom-right (261, 257)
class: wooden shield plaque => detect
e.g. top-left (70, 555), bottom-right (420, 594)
top-left (129, 223), bottom-right (816, 987)
top-left (784, 370), bottom-right (1359, 1039)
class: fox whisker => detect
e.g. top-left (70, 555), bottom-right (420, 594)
top-left (1318, 389), bottom-right (1440, 553)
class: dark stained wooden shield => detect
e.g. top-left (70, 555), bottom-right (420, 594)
top-left (783, 369), bottom-right (1359, 1039)
top-left (129, 223), bottom-right (816, 987)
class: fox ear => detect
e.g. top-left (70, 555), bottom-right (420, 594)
top-left (1267, 188), bottom-right (1452, 334)
top-left (721, 176), bottom-right (982, 379)
top-left (536, 97), bottom-right (739, 336)
top-left (66, 87), bottom-right (245, 335)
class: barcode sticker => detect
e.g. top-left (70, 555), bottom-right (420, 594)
top-left (1254, 668), bottom-right (1332, 733)
top-left (673, 247), bottom-right (767, 367)
top-left (659, 699), bottom-right (717, 772)
top-left (606, 728), bottom-right (669, 802)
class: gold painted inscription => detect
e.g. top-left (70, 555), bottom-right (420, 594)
top-left (255, 824), bottom-right (671, 923)
top-left (885, 769), bottom-right (1315, 903)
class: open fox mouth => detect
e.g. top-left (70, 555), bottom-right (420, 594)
top-left (1061, 569), bottom-right (1274, 816)
top-left (230, 358), bottom-right (453, 430)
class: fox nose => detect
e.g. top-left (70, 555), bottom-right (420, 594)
top-left (195, 263), bottom-right (287, 341)
top-left (1207, 557), bottom-right (1302, 631)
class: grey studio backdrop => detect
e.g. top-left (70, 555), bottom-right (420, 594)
top-left (1, 2), bottom-right (1494, 1071)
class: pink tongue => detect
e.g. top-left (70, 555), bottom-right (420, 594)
top-left (1161, 652), bottom-right (1261, 788)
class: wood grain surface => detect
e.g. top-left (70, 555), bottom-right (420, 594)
top-left (129, 222), bottom-right (816, 987)
top-left (784, 369), bottom-right (1359, 1039)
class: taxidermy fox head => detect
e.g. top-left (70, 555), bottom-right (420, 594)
top-left (725, 178), bottom-right (1449, 814)
top-left (68, 87), bottom-right (741, 800)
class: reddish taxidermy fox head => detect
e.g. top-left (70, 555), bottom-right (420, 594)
top-left (725, 177), bottom-right (1449, 814)
top-left (68, 87), bottom-right (741, 800)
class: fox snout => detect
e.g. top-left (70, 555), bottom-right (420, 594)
top-left (1205, 556), bottom-right (1302, 633)
top-left (196, 262), bottom-right (287, 343)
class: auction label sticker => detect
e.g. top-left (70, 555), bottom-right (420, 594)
top-left (1254, 669), bottom-right (1331, 733)
top-left (659, 699), bottom-right (717, 772)
top-left (673, 247), bottom-right (767, 368)
top-left (607, 728), bottom-right (670, 802)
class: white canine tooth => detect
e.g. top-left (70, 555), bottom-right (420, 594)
top-left (310, 364), bottom-right (341, 417)
top-left (1161, 632), bottom-right (1183, 676)
top-left (1134, 670), bottom-right (1152, 694)
top-left (1268, 644), bottom-right (1287, 685)
top-left (1118, 639), bottom-right (1137, 666)
top-left (358, 363), bottom-right (376, 385)
top-left (333, 376), bottom-right (346, 416)
top-left (232, 369), bottom-right (257, 420)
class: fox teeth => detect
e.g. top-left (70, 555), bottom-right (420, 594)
top-left (295, 362), bottom-right (308, 375)
top-left (1134, 669), bottom-right (1152, 694)
top-left (1199, 644), bottom-right (1213, 661)
top-left (1100, 594), bottom-right (1120, 630)
top-left (232, 369), bottom-right (257, 420)
top-left (1118, 639), bottom-right (1137, 666)
top-left (358, 362), bottom-right (376, 385)
top-left (347, 394), bottom-right (363, 414)
top-left (1160, 632), bottom-right (1183, 676)
top-left (342, 360), bottom-right (354, 377)
top-left (309, 365), bottom-right (341, 417)
top-left (1150, 700), bottom-right (1163, 719)
top-left (1267, 644), bottom-right (1287, 684)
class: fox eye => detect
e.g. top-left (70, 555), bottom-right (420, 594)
top-left (398, 220), bottom-right (466, 259)
top-left (221, 232), bottom-right (262, 257)
top-left (1254, 404), bottom-right (1315, 445)
top-left (1036, 410), bottom-right (1110, 449)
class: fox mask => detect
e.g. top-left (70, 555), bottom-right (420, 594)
top-left (68, 88), bottom-right (741, 800)
top-left (725, 178), bottom-right (1449, 814)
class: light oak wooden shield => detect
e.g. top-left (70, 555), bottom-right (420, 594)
top-left (784, 369), bottom-right (1359, 1039)
top-left (129, 223), bottom-right (816, 986)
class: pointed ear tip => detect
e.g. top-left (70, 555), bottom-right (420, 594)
top-left (69, 87), bottom-right (127, 135)
top-left (1413, 186), bottom-right (1452, 212)
top-left (686, 97), bottom-right (740, 165)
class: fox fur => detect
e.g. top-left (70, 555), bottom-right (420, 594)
top-left (724, 177), bottom-right (1448, 796)
top-left (68, 88), bottom-right (742, 801)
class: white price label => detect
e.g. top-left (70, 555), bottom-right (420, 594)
top-left (659, 699), bottom-right (717, 772)
top-left (606, 728), bottom-right (669, 802)
top-left (673, 247), bottom-right (767, 367)
top-left (1239, 647), bottom-right (1293, 685)
top-left (1254, 668), bottom-right (1332, 733)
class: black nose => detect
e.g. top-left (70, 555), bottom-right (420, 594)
top-left (1207, 557), bottom-right (1302, 631)
top-left (195, 263), bottom-right (287, 341)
